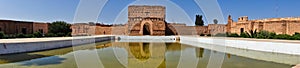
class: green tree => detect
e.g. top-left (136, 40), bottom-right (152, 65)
top-left (0, 31), bottom-right (5, 39)
top-left (213, 19), bottom-right (218, 24)
top-left (195, 15), bottom-right (204, 26)
top-left (49, 21), bottom-right (72, 37)
top-left (33, 31), bottom-right (43, 38)
top-left (256, 30), bottom-right (276, 39)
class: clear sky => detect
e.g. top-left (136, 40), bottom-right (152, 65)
top-left (0, 0), bottom-right (300, 25)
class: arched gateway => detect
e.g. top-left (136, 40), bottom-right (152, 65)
top-left (127, 5), bottom-right (177, 36)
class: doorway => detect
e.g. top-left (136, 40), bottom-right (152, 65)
top-left (240, 28), bottom-right (244, 34)
top-left (143, 23), bottom-right (151, 35)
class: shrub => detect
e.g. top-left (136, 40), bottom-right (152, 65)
top-left (24, 34), bottom-right (35, 38)
top-left (200, 33), bottom-right (205, 36)
top-left (16, 34), bottom-right (26, 38)
top-left (227, 33), bottom-right (239, 37)
top-left (65, 32), bottom-right (72, 37)
top-left (45, 33), bottom-right (57, 37)
top-left (206, 34), bottom-right (211, 36)
top-left (290, 34), bottom-right (300, 40)
top-left (274, 34), bottom-right (291, 39)
top-left (214, 33), bottom-right (226, 37)
top-left (256, 30), bottom-right (276, 39)
top-left (240, 32), bottom-right (249, 38)
top-left (33, 32), bottom-right (43, 38)
top-left (4, 34), bottom-right (16, 39)
top-left (56, 33), bottom-right (65, 37)
top-left (0, 31), bottom-right (4, 39)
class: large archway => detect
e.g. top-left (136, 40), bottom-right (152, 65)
top-left (143, 23), bottom-right (151, 35)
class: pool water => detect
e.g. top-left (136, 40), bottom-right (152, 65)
top-left (0, 41), bottom-right (297, 68)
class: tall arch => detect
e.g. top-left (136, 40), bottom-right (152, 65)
top-left (143, 23), bottom-right (151, 35)
top-left (140, 20), bottom-right (153, 35)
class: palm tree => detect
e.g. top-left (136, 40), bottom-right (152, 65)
top-left (213, 19), bottom-right (218, 24)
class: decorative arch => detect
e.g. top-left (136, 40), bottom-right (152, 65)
top-left (140, 20), bottom-right (153, 35)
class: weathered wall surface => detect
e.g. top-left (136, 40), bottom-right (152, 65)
top-left (208, 24), bottom-right (226, 35)
top-left (264, 22), bottom-right (286, 34)
top-left (71, 24), bottom-right (90, 36)
top-left (0, 20), bottom-right (48, 35)
top-left (128, 5), bottom-right (166, 36)
top-left (0, 20), bottom-right (33, 34)
top-left (95, 26), bottom-right (112, 35)
top-left (0, 36), bottom-right (114, 55)
top-left (228, 16), bottom-right (300, 35)
top-left (128, 5), bottom-right (165, 19)
top-left (33, 23), bottom-right (49, 34)
top-left (288, 22), bottom-right (300, 34)
top-left (111, 26), bottom-right (127, 35)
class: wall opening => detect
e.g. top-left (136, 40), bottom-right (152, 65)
top-left (22, 28), bottom-right (27, 34)
top-left (39, 29), bottom-right (44, 33)
top-left (143, 23), bottom-right (151, 35)
top-left (240, 28), bottom-right (244, 34)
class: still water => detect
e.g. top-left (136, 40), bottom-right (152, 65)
top-left (0, 41), bottom-right (298, 68)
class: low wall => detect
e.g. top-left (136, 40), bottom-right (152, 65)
top-left (180, 36), bottom-right (300, 55)
top-left (0, 35), bottom-right (115, 55)
top-left (179, 36), bottom-right (300, 65)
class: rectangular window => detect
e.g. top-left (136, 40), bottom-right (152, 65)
top-left (22, 28), bottom-right (27, 34)
top-left (38, 29), bottom-right (44, 33)
top-left (240, 28), bottom-right (244, 34)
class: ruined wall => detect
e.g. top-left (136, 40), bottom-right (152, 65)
top-left (264, 22), bottom-right (286, 34)
top-left (111, 26), bottom-right (127, 35)
top-left (228, 16), bottom-right (300, 35)
top-left (0, 20), bottom-right (34, 34)
top-left (71, 24), bottom-right (90, 36)
top-left (287, 21), bottom-right (300, 35)
top-left (195, 26), bottom-right (209, 35)
top-left (208, 24), bottom-right (226, 35)
top-left (95, 26), bottom-right (112, 35)
top-left (33, 23), bottom-right (49, 34)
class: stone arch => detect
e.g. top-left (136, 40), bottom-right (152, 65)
top-left (129, 43), bottom-right (151, 61)
top-left (127, 42), bottom-right (166, 68)
top-left (143, 23), bottom-right (151, 35)
top-left (140, 20), bottom-right (153, 35)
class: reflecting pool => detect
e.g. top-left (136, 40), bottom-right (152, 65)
top-left (0, 41), bottom-right (298, 68)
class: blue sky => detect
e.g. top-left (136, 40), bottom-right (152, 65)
top-left (0, 0), bottom-right (300, 25)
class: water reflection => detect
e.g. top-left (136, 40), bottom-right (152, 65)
top-left (196, 48), bottom-right (204, 58)
top-left (0, 41), bottom-right (297, 68)
top-left (129, 43), bottom-right (151, 61)
top-left (0, 41), bottom-right (111, 64)
top-left (227, 54), bottom-right (231, 59)
top-left (21, 56), bottom-right (66, 66)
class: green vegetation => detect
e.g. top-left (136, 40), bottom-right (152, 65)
top-left (210, 30), bottom-right (300, 40)
top-left (33, 32), bottom-right (43, 38)
top-left (48, 21), bottom-right (72, 37)
top-left (0, 21), bottom-right (72, 39)
top-left (200, 33), bottom-right (205, 36)
top-left (206, 34), bottom-right (211, 36)
top-left (214, 33), bottom-right (226, 37)
top-left (0, 31), bottom-right (4, 39)
top-left (213, 19), bottom-right (218, 24)
top-left (227, 33), bottom-right (239, 37)
top-left (195, 15), bottom-right (204, 26)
